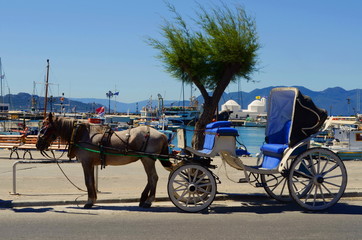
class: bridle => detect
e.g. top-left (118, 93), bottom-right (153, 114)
top-left (37, 121), bottom-right (58, 151)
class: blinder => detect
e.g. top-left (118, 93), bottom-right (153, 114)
top-left (37, 123), bottom-right (58, 150)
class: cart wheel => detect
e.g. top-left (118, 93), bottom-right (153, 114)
top-left (168, 164), bottom-right (217, 212)
top-left (288, 148), bottom-right (347, 211)
top-left (261, 169), bottom-right (292, 202)
top-left (261, 157), bottom-right (292, 202)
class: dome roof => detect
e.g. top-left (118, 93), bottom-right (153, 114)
top-left (223, 100), bottom-right (240, 106)
top-left (250, 100), bottom-right (264, 106)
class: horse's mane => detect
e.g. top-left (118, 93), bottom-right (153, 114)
top-left (54, 117), bottom-right (78, 142)
top-left (54, 117), bottom-right (106, 142)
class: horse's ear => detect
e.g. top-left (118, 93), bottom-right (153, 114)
top-left (48, 112), bottom-right (53, 123)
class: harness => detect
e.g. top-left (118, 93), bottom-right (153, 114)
top-left (98, 127), bottom-right (114, 169)
top-left (69, 124), bottom-right (158, 169)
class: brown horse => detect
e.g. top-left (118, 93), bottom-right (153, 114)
top-left (36, 113), bottom-right (174, 209)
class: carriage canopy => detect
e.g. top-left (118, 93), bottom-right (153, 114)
top-left (265, 87), bottom-right (328, 147)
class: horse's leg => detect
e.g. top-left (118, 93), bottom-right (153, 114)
top-left (139, 157), bottom-right (158, 208)
top-left (81, 160), bottom-right (97, 209)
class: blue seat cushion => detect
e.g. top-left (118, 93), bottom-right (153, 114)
top-left (260, 144), bottom-right (288, 169)
top-left (203, 129), bottom-right (218, 150)
top-left (261, 155), bottom-right (281, 169)
top-left (216, 127), bottom-right (238, 136)
top-left (206, 121), bottom-right (231, 129)
top-left (260, 144), bottom-right (288, 156)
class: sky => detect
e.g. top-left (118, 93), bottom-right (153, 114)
top-left (0, 0), bottom-right (361, 103)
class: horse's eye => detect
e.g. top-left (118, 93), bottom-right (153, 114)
top-left (40, 127), bottom-right (47, 134)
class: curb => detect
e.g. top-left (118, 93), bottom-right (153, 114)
top-left (2, 191), bottom-right (361, 209)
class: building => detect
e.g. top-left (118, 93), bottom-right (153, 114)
top-left (221, 97), bottom-right (267, 120)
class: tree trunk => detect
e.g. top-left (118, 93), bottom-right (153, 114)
top-left (191, 98), bottom-right (217, 150)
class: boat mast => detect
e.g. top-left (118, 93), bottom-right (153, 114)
top-left (0, 57), bottom-right (3, 105)
top-left (43, 59), bottom-right (50, 118)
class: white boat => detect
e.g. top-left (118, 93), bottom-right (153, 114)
top-left (328, 129), bottom-right (362, 160)
top-left (163, 106), bottom-right (199, 125)
top-left (319, 116), bottom-right (362, 160)
top-left (243, 115), bottom-right (267, 127)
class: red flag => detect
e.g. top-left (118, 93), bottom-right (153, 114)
top-left (95, 106), bottom-right (105, 114)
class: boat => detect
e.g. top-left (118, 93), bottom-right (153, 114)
top-left (315, 116), bottom-right (362, 160)
top-left (163, 106), bottom-right (199, 125)
top-left (243, 115), bottom-right (267, 127)
top-left (327, 128), bottom-right (362, 160)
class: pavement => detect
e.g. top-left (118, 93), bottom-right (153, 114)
top-left (1, 149), bottom-right (362, 208)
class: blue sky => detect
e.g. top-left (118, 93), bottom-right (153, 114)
top-left (1, 0), bottom-right (361, 103)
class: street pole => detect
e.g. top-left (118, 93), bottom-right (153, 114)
top-left (43, 59), bottom-right (50, 118)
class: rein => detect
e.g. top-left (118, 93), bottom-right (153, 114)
top-left (74, 143), bottom-right (170, 162)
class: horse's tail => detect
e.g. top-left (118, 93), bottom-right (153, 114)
top-left (158, 139), bottom-right (174, 171)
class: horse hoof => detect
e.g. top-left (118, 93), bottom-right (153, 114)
top-left (84, 203), bottom-right (93, 209)
top-left (139, 202), bottom-right (152, 208)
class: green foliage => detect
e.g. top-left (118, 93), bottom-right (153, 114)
top-left (147, 2), bottom-right (260, 92)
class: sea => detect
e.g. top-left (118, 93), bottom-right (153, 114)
top-left (171, 126), bottom-right (265, 156)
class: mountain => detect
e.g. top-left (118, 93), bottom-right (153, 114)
top-left (3, 92), bottom-right (104, 113)
top-left (4, 86), bottom-right (361, 116)
top-left (220, 86), bottom-right (361, 116)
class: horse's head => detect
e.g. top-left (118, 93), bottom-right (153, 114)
top-left (36, 113), bottom-right (58, 151)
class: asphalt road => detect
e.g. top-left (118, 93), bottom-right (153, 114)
top-left (1, 197), bottom-right (362, 240)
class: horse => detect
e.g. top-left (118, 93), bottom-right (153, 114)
top-left (36, 113), bottom-right (174, 209)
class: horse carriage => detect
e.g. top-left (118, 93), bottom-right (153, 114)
top-left (37, 87), bottom-right (347, 212)
top-left (167, 87), bottom-right (347, 212)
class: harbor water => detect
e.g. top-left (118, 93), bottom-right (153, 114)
top-left (173, 126), bottom-right (265, 156)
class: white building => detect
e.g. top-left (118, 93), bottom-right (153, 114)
top-left (221, 97), bottom-right (267, 120)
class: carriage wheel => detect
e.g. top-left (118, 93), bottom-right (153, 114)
top-left (288, 148), bottom-right (347, 211)
top-left (168, 164), bottom-right (217, 213)
top-left (261, 158), bottom-right (294, 202)
top-left (261, 166), bottom-right (292, 202)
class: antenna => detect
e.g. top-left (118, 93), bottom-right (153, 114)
top-left (357, 89), bottom-right (361, 114)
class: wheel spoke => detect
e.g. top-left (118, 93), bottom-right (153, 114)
top-left (321, 182), bottom-right (336, 198)
top-left (176, 189), bottom-right (188, 201)
top-left (194, 173), bottom-right (207, 184)
top-left (317, 185), bottom-right (327, 204)
top-left (303, 183), bottom-right (315, 203)
top-left (322, 163), bottom-right (339, 176)
top-left (173, 179), bottom-right (188, 188)
top-left (192, 169), bottom-right (199, 183)
top-left (323, 180), bottom-right (342, 188)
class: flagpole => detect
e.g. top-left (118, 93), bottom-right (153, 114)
top-left (114, 85), bottom-right (117, 114)
top-left (0, 57), bottom-right (3, 105)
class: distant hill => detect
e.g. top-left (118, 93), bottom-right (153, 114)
top-left (3, 92), bottom-right (103, 113)
top-left (218, 86), bottom-right (361, 116)
top-left (4, 86), bottom-right (361, 116)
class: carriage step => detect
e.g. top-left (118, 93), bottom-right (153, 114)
top-left (255, 183), bottom-right (266, 188)
top-left (238, 178), bottom-right (248, 183)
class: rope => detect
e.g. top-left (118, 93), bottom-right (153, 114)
top-left (41, 147), bottom-right (87, 192)
top-left (56, 160), bottom-right (87, 192)
top-left (75, 144), bottom-right (171, 162)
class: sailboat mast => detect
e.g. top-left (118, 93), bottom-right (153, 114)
top-left (0, 57), bottom-right (3, 105)
top-left (43, 59), bottom-right (50, 118)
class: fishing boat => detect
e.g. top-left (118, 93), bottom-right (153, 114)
top-left (328, 128), bottom-right (362, 160)
top-left (316, 116), bottom-right (362, 160)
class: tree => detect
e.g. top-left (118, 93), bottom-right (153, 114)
top-left (148, 2), bottom-right (260, 149)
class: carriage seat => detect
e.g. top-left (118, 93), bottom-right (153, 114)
top-left (185, 121), bottom-right (240, 157)
top-left (260, 120), bottom-right (291, 169)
